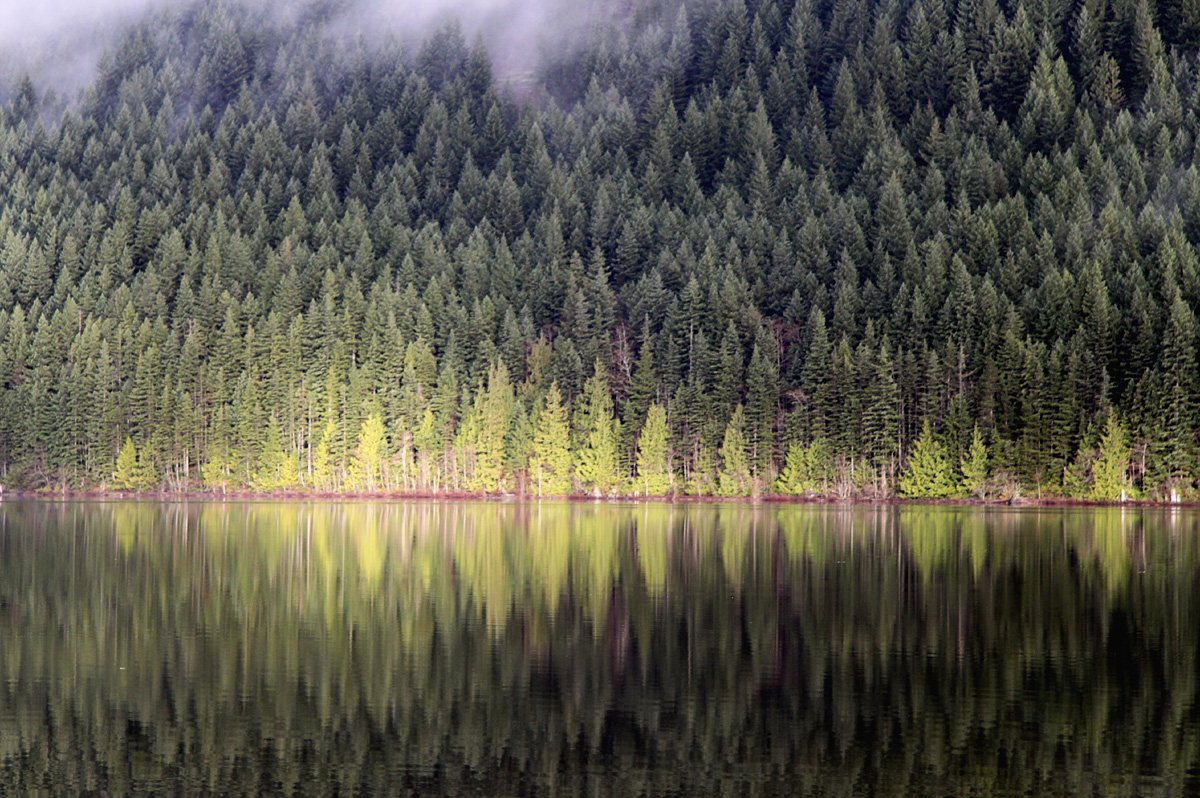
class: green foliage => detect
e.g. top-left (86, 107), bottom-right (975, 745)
top-left (112, 437), bottom-right (140, 491)
top-left (689, 444), bottom-right (717, 497)
top-left (717, 405), bottom-right (752, 497)
top-left (574, 363), bottom-right (621, 494)
top-left (0, 0), bottom-right (1196, 500)
top-left (311, 422), bottom-right (337, 492)
top-left (775, 438), bottom-right (833, 496)
top-left (960, 426), bottom-right (989, 499)
top-left (1091, 415), bottom-right (1132, 501)
top-left (471, 361), bottom-right (513, 492)
top-left (352, 413), bottom-right (388, 492)
top-left (635, 403), bottom-right (673, 495)
top-left (531, 383), bottom-right (573, 496)
top-left (900, 422), bottom-right (957, 499)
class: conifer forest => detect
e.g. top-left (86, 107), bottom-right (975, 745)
top-left (0, 0), bottom-right (1198, 499)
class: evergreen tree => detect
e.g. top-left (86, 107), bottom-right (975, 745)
top-left (471, 360), bottom-right (513, 492)
top-left (717, 405), bottom-right (752, 497)
top-left (960, 424), bottom-right (989, 498)
top-left (112, 437), bottom-right (140, 491)
top-left (531, 382), bottom-right (573, 496)
top-left (574, 361), bottom-right (621, 494)
top-left (0, 0), bottom-right (1195, 503)
top-left (635, 403), bottom-right (673, 495)
top-left (352, 412), bottom-right (388, 492)
top-left (775, 438), bottom-right (833, 495)
top-left (1091, 415), bottom-right (1132, 501)
top-left (899, 421), bottom-right (956, 498)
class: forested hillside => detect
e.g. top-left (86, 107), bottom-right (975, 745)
top-left (0, 0), bottom-right (1197, 498)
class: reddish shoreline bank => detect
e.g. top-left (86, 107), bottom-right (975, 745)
top-left (1, 488), bottom-right (1196, 509)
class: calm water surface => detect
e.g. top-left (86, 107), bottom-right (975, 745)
top-left (1, 501), bottom-right (1198, 795)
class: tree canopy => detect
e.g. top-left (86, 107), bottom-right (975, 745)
top-left (0, 0), bottom-right (1197, 499)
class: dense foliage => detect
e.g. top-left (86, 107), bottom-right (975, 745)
top-left (0, 0), bottom-right (1197, 497)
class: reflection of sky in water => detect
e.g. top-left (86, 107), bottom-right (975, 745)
top-left (0, 502), bottom-right (1197, 796)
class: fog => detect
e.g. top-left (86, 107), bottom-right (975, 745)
top-left (0, 0), bottom-right (168, 91)
top-left (0, 0), bottom-right (165, 41)
top-left (0, 0), bottom-right (608, 95)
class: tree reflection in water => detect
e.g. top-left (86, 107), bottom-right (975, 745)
top-left (0, 501), bottom-right (1197, 795)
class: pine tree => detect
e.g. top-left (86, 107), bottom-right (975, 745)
top-left (531, 382), bottom-right (573, 496)
top-left (635, 403), bottom-right (673, 495)
top-left (471, 360), bottom-right (513, 492)
top-left (352, 412), bottom-right (388, 492)
top-left (775, 438), bottom-right (833, 495)
top-left (960, 424), bottom-right (989, 498)
top-left (744, 333), bottom-right (778, 480)
top-left (718, 405), bottom-right (752, 496)
top-left (900, 421), bottom-right (956, 498)
top-left (311, 421), bottom-right (337, 492)
top-left (112, 437), bottom-right (140, 491)
top-left (1091, 415), bottom-right (1132, 501)
top-left (689, 443), bottom-right (717, 497)
top-left (575, 362), bottom-right (621, 494)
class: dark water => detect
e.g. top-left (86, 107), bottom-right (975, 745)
top-left (1, 501), bottom-right (1198, 796)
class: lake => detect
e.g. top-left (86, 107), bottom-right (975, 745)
top-left (0, 501), bottom-right (1197, 795)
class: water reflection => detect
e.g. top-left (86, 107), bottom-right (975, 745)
top-left (0, 502), bottom-right (1197, 795)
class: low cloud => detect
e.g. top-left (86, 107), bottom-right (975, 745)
top-left (0, 0), bottom-right (604, 97)
top-left (0, 0), bottom-right (168, 96)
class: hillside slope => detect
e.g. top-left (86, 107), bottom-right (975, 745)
top-left (0, 0), bottom-right (1197, 498)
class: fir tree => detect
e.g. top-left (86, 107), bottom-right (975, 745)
top-left (960, 425), bottom-right (989, 498)
top-left (531, 382), bottom-right (573, 496)
top-left (112, 437), bottom-right (140, 491)
top-left (899, 421), bottom-right (956, 498)
top-left (775, 438), bottom-right (833, 496)
top-left (635, 403), bottom-right (673, 495)
top-left (1091, 415), bottom-right (1132, 501)
top-left (575, 362), bottom-right (621, 494)
top-left (718, 405), bottom-right (752, 497)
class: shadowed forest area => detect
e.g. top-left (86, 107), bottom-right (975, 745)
top-left (1, 0), bottom-right (1199, 498)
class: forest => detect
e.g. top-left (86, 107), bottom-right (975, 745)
top-left (0, 0), bottom-right (1197, 498)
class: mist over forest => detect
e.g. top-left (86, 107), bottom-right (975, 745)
top-left (0, 0), bottom-right (635, 101)
top-left (0, 0), bottom-right (1197, 500)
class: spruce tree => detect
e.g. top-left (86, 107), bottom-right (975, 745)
top-left (900, 421), bottom-right (956, 498)
top-left (635, 403), bottom-right (673, 495)
top-left (718, 405), bottom-right (752, 497)
top-left (574, 361), bottom-right (621, 494)
top-left (960, 425), bottom-right (989, 498)
top-left (1091, 415), bottom-right (1132, 501)
top-left (531, 382), bottom-right (573, 496)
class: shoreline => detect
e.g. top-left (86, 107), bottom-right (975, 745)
top-left (1, 488), bottom-right (1195, 509)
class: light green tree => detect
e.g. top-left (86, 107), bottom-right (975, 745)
top-left (899, 420), bottom-right (956, 498)
top-left (311, 420), bottom-right (337, 491)
top-left (255, 415), bottom-right (290, 491)
top-left (718, 405), bottom-right (752, 496)
top-left (112, 436), bottom-right (140, 490)
top-left (531, 382), bottom-right (573, 496)
top-left (351, 412), bottom-right (388, 491)
top-left (775, 437), bottom-right (833, 495)
top-left (635, 403), bottom-right (673, 495)
top-left (960, 424), bottom-right (989, 498)
top-left (1091, 414), bottom-right (1132, 501)
top-left (472, 360), bottom-right (513, 492)
top-left (201, 445), bottom-right (231, 493)
top-left (689, 444), bottom-right (716, 496)
top-left (575, 362), bottom-right (621, 494)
